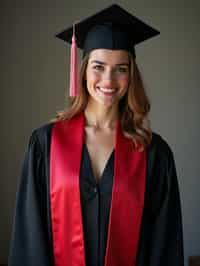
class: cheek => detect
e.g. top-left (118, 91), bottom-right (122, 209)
top-left (118, 75), bottom-right (130, 89)
top-left (86, 70), bottom-right (101, 87)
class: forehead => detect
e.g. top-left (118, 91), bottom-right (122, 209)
top-left (88, 49), bottom-right (130, 64)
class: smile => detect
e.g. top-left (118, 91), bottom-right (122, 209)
top-left (97, 87), bottom-right (116, 95)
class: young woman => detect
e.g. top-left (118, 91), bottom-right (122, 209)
top-left (9, 4), bottom-right (184, 266)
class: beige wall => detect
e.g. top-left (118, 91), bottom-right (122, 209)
top-left (1, 0), bottom-right (200, 265)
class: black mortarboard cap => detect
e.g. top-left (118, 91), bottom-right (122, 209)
top-left (56, 4), bottom-right (160, 57)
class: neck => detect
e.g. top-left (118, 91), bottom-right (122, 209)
top-left (84, 100), bottom-right (119, 130)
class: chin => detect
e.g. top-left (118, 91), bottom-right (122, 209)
top-left (97, 97), bottom-right (119, 108)
top-left (88, 91), bottom-right (122, 109)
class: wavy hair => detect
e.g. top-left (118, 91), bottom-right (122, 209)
top-left (52, 52), bottom-right (152, 149)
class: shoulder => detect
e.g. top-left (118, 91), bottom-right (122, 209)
top-left (29, 116), bottom-right (81, 153)
top-left (146, 132), bottom-right (177, 183)
top-left (148, 132), bottom-right (175, 163)
top-left (150, 132), bottom-right (173, 153)
top-left (28, 122), bottom-right (54, 154)
top-left (31, 122), bottom-right (54, 141)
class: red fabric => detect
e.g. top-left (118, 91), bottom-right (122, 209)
top-left (50, 114), bottom-right (85, 266)
top-left (50, 112), bottom-right (146, 266)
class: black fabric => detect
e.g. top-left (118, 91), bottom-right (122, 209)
top-left (8, 124), bottom-right (54, 266)
top-left (55, 4), bottom-right (160, 57)
top-left (82, 24), bottom-right (136, 58)
top-left (8, 123), bottom-right (184, 266)
top-left (80, 144), bottom-right (114, 266)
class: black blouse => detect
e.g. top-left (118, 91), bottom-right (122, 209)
top-left (80, 144), bottom-right (114, 266)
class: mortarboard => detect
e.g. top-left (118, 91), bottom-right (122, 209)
top-left (56, 4), bottom-right (160, 96)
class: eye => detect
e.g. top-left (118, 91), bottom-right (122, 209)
top-left (116, 66), bottom-right (128, 73)
top-left (93, 65), bottom-right (104, 71)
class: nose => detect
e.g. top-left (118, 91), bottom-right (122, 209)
top-left (102, 70), bottom-right (115, 86)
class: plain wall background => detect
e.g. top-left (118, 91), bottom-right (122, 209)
top-left (1, 0), bottom-right (200, 265)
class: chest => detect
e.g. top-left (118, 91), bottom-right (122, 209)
top-left (84, 127), bottom-right (115, 183)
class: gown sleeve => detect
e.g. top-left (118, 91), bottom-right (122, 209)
top-left (148, 138), bottom-right (184, 266)
top-left (8, 130), bottom-right (52, 266)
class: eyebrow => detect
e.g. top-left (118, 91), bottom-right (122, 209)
top-left (90, 60), bottom-right (129, 66)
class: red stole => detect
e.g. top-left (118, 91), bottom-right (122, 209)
top-left (50, 112), bottom-right (146, 266)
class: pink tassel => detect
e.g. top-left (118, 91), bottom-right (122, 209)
top-left (69, 24), bottom-right (78, 96)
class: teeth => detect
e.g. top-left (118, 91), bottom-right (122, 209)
top-left (98, 87), bottom-right (115, 93)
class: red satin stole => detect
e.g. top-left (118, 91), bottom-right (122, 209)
top-left (50, 113), bottom-right (146, 266)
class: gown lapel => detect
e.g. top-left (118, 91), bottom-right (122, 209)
top-left (50, 112), bottom-right (146, 266)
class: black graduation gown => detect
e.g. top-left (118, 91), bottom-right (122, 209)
top-left (8, 123), bottom-right (184, 266)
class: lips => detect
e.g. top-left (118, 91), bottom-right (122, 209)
top-left (96, 87), bottom-right (116, 95)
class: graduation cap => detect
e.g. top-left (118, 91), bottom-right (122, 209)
top-left (56, 4), bottom-right (160, 96)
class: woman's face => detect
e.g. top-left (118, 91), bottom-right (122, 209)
top-left (85, 49), bottom-right (130, 108)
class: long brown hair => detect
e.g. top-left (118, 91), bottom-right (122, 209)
top-left (52, 52), bottom-right (152, 148)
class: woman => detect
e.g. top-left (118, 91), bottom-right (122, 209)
top-left (9, 4), bottom-right (184, 266)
